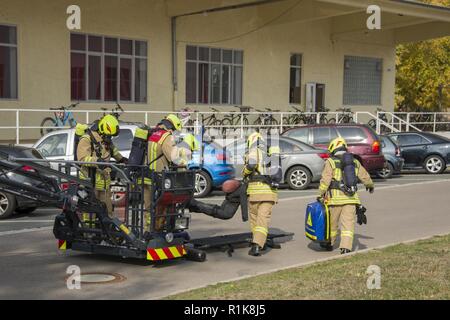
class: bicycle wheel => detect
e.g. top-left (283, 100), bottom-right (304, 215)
top-left (40, 117), bottom-right (57, 136)
top-left (221, 117), bottom-right (232, 126)
top-left (269, 117), bottom-right (279, 126)
top-left (368, 119), bottom-right (376, 129)
top-left (253, 117), bottom-right (263, 126)
top-left (305, 116), bottom-right (315, 124)
top-left (68, 118), bottom-right (77, 128)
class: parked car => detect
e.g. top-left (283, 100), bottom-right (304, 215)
top-left (189, 139), bottom-right (235, 197)
top-left (227, 136), bottom-right (329, 190)
top-left (283, 124), bottom-right (385, 173)
top-left (0, 145), bottom-right (50, 219)
top-left (33, 123), bottom-right (137, 165)
top-left (34, 124), bottom-right (235, 199)
top-left (387, 132), bottom-right (450, 174)
top-left (376, 135), bottom-right (404, 179)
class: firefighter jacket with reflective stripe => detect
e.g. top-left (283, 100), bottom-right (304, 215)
top-left (77, 131), bottom-right (123, 190)
top-left (243, 146), bottom-right (278, 202)
top-left (147, 125), bottom-right (187, 173)
top-left (318, 157), bottom-right (373, 206)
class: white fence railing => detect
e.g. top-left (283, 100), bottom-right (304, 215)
top-left (0, 108), bottom-right (449, 145)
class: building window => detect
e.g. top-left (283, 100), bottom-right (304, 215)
top-left (70, 33), bottom-right (147, 103)
top-left (0, 25), bottom-right (18, 99)
top-left (186, 45), bottom-right (243, 105)
top-left (343, 55), bottom-right (382, 105)
top-left (289, 53), bottom-right (302, 104)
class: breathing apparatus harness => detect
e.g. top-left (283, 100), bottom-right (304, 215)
top-left (75, 121), bottom-right (114, 162)
top-left (329, 152), bottom-right (359, 197)
top-left (246, 133), bottom-right (282, 188)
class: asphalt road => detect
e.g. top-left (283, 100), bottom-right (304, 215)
top-left (0, 171), bottom-right (449, 299)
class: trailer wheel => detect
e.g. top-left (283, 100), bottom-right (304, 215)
top-left (186, 247), bottom-right (207, 262)
top-left (0, 192), bottom-right (16, 219)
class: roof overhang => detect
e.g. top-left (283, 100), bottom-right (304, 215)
top-left (166, 0), bottom-right (450, 44)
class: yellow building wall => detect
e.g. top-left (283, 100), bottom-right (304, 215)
top-left (176, 0), bottom-right (397, 114)
top-left (0, 0), bottom-right (173, 141)
top-left (0, 0), bottom-right (398, 141)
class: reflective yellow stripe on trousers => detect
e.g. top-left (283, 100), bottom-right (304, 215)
top-left (253, 226), bottom-right (268, 236)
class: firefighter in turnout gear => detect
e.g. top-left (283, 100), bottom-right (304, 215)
top-left (77, 114), bottom-right (127, 221)
top-left (318, 137), bottom-right (374, 254)
top-left (243, 132), bottom-right (279, 257)
top-left (143, 114), bottom-right (190, 232)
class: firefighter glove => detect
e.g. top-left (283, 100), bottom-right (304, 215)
top-left (118, 157), bottom-right (128, 164)
top-left (356, 205), bottom-right (367, 225)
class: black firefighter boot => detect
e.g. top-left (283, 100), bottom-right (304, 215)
top-left (248, 243), bottom-right (262, 256)
top-left (320, 243), bottom-right (334, 251)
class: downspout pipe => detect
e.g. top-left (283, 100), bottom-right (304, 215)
top-left (171, 16), bottom-right (178, 111)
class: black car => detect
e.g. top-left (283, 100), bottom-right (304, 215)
top-left (0, 145), bottom-right (49, 219)
top-left (387, 132), bottom-right (450, 174)
top-left (376, 135), bottom-right (404, 179)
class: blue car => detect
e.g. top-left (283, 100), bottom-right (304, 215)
top-left (188, 141), bottom-right (235, 198)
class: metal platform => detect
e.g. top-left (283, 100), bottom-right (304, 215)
top-left (189, 231), bottom-right (294, 256)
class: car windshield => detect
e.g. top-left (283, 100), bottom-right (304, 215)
top-left (285, 128), bottom-right (309, 143)
top-left (112, 129), bottom-right (134, 151)
top-left (21, 148), bottom-right (44, 159)
top-left (337, 127), bottom-right (367, 143)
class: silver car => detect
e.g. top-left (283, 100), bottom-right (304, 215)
top-left (33, 123), bottom-right (138, 206)
top-left (227, 136), bottom-right (328, 190)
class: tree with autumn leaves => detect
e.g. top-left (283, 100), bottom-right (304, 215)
top-left (395, 0), bottom-right (450, 112)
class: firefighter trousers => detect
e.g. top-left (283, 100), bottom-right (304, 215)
top-left (329, 204), bottom-right (356, 250)
top-left (143, 185), bottom-right (166, 232)
top-left (249, 201), bottom-right (274, 247)
top-left (82, 189), bottom-right (113, 227)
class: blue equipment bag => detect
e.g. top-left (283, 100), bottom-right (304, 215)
top-left (305, 201), bottom-right (330, 243)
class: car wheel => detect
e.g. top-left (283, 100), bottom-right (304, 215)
top-left (194, 171), bottom-right (213, 198)
top-left (376, 162), bottom-right (394, 179)
top-left (15, 207), bottom-right (37, 215)
top-left (424, 155), bottom-right (445, 174)
top-left (286, 166), bottom-right (312, 190)
top-left (0, 192), bottom-right (17, 219)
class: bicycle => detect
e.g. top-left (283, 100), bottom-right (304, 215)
top-left (253, 108), bottom-right (279, 127)
top-left (368, 108), bottom-right (389, 133)
top-left (283, 106), bottom-right (302, 127)
top-left (329, 107), bottom-right (354, 124)
top-left (201, 107), bottom-right (223, 127)
top-left (283, 106), bottom-right (323, 125)
top-left (100, 103), bottom-right (125, 120)
top-left (179, 107), bottom-right (197, 128)
top-left (40, 103), bottom-right (79, 136)
top-left (221, 106), bottom-right (252, 126)
top-left (317, 107), bottom-right (332, 124)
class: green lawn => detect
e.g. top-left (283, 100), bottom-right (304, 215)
top-left (168, 235), bottom-right (450, 300)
